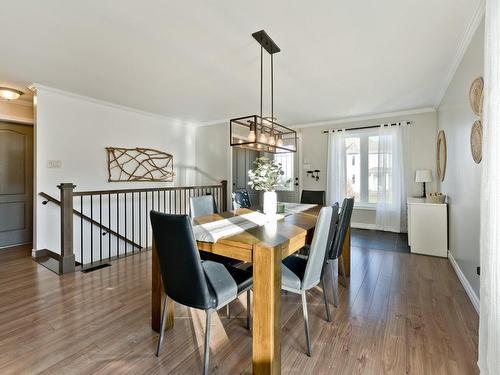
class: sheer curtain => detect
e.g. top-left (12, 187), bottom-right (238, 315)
top-left (326, 130), bottom-right (346, 205)
top-left (375, 123), bottom-right (410, 232)
top-left (479, 1), bottom-right (500, 373)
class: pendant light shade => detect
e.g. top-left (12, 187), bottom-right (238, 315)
top-left (230, 30), bottom-right (297, 153)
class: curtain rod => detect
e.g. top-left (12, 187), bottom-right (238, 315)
top-left (321, 121), bottom-right (411, 134)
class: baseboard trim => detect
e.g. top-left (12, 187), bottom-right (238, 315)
top-left (32, 248), bottom-right (60, 260)
top-left (351, 222), bottom-right (377, 230)
top-left (448, 250), bottom-right (479, 313)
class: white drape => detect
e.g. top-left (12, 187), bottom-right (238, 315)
top-left (479, 1), bottom-right (500, 373)
top-left (326, 130), bottom-right (346, 205)
top-left (375, 123), bottom-right (410, 232)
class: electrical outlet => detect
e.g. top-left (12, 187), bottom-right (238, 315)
top-left (47, 160), bottom-right (62, 169)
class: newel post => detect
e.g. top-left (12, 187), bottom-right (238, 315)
top-left (58, 183), bottom-right (76, 274)
top-left (221, 180), bottom-right (228, 212)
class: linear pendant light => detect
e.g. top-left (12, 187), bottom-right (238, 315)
top-left (230, 30), bottom-right (297, 153)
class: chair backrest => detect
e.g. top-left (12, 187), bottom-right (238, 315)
top-left (329, 197), bottom-right (354, 260)
top-left (190, 195), bottom-right (217, 218)
top-left (302, 206), bottom-right (334, 290)
top-left (232, 190), bottom-right (251, 209)
top-left (150, 211), bottom-right (214, 310)
top-left (300, 190), bottom-right (326, 205)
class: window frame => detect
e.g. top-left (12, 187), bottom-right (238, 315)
top-left (344, 129), bottom-right (381, 209)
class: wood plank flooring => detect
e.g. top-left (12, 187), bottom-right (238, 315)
top-left (0, 239), bottom-right (478, 374)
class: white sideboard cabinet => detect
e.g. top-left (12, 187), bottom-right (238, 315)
top-left (407, 197), bottom-right (448, 257)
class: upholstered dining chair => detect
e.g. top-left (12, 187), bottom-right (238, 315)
top-left (326, 197), bottom-right (354, 307)
top-left (190, 195), bottom-right (218, 218)
top-left (150, 211), bottom-right (252, 375)
top-left (232, 190), bottom-right (251, 209)
top-left (300, 190), bottom-right (326, 205)
top-left (280, 205), bottom-right (338, 356)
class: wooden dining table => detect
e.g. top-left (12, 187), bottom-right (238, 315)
top-left (151, 205), bottom-right (350, 374)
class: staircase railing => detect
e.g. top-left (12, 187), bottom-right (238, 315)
top-left (40, 181), bottom-right (227, 273)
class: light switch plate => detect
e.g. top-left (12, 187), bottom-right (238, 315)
top-left (47, 160), bottom-right (62, 168)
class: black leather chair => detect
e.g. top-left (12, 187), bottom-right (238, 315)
top-left (150, 211), bottom-right (252, 375)
top-left (232, 190), bottom-right (251, 209)
top-left (325, 197), bottom-right (354, 306)
top-left (300, 190), bottom-right (326, 205)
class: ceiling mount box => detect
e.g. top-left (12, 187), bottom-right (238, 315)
top-left (407, 197), bottom-right (448, 257)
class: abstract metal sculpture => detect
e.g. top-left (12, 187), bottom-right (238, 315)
top-left (106, 147), bottom-right (174, 182)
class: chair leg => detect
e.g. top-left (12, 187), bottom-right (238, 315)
top-left (330, 260), bottom-right (339, 308)
top-left (246, 290), bottom-right (251, 330)
top-left (321, 278), bottom-right (331, 322)
top-left (226, 304), bottom-right (230, 319)
top-left (339, 254), bottom-right (348, 288)
top-left (156, 293), bottom-right (169, 357)
top-left (301, 292), bottom-right (312, 357)
top-left (203, 309), bottom-right (213, 375)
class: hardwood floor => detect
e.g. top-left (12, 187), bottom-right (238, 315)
top-left (0, 239), bottom-right (478, 374)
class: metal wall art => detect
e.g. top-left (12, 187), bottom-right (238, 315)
top-left (106, 147), bottom-right (174, 182)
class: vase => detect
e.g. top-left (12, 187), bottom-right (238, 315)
top-left (263, 191), bottom-right (277, 216)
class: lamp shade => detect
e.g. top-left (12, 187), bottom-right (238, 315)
top-left (415, 169), bottom-right (432, 183)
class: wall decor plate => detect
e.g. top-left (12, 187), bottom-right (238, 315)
top-left (437, 130), bottom-right (447, 182)
top-left (469, 77), bottom-right (484, 117)
top-left (106, 147), bottom-right (174, 182)
top-left (470, 120), bottom-right (483, 164)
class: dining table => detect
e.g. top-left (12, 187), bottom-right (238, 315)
top-left (151, 205), bottom-right (351, 375)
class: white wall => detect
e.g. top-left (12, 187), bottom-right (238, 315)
top-left (437, 21), bottom-right (484, 298)
top-left (34, 86), bottom-right (197, 254)
top-left (299, 110), bottom-right (438, 228)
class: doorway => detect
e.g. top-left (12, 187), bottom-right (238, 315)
top-left (232, 147), bottom-right (260, 207)
top-left (0, 122), bottom-right (33, 248)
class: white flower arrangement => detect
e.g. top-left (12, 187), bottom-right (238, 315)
top-left (248, 157), bottom-right (290, 192)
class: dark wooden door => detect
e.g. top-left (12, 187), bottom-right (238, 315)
top-left (0, 122), bottom-right (33, 248)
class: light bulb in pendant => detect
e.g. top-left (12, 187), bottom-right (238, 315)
top-left (248, 130), bottom-right (256, 142)
top-left (269, 132), bottom-right (276, 146)
top-left (259, 132), bottom-right (268, 143)
top-left (276, 137), bottom-right (284, 147)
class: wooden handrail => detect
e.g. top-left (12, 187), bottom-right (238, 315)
top-left (73, 183), bottom-right (225, 197)
top-left (39, 192), bottom-right (142, 249)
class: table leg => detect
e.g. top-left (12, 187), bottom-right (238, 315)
top-left (152, 239), bottom-right (174, 332)
top-left (341, 225), bottom-right (351, 277)
top-left (252, 244), bottom-right (281, 375)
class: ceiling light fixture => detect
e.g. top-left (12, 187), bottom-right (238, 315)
top-left (230, 30), bottom-right (297, 153)
top-left (0, 87), bottom-right (23, 101)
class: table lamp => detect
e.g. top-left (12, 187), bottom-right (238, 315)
top-left (415, 170), bottom-right (432, 197)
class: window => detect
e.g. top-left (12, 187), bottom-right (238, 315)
top-left (274, 153), bottom-right (294, 191)
top-left (344, 131), bottom-right (392, 207)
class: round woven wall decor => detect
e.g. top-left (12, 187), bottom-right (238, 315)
top-left (437, 130), bottom-right (447, 182)
top-left (470, 120), bottom-right (483, 164)
top-left (469, 77), bottom-right (484, 117)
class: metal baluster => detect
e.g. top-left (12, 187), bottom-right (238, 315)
top-left (90, 195), bottom-right (93, 264)
top-left (132, 192), bottom-right (135, 254)
top-left (117, 193), bottom-right (120, 258)
top-left (124, 192), bottom-right (127, 256)
top-left (163, 190), bottom-right (166, 212)
top-left (80, 196), bottom-right (83, 265)
top-left (99, 194), bottom-right (102, 262)
top-left (174, 190), bottom-right (177, 214)
top-left (146, 192), bottom-right (149, 249)
top-left (139, 192), bottom-right (142, 249)
top-left (157, 190), bottom-right (160, 212)
top-left (108, 193), bottom-right (111, 259)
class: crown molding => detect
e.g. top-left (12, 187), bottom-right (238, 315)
top-left (434, 0), bottom-right (485, 107)
top-left (29, 83), bottom-right (199, 128)
top-left (290, 107), bottom-right (436, 129)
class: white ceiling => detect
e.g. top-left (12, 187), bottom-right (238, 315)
top-left (0, 1), bottom-right (481, 125)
